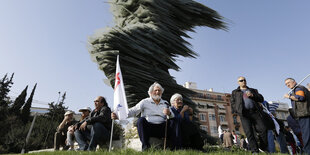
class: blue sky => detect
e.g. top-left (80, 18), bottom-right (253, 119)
top-left (1, 0), bottom-right (309, 112)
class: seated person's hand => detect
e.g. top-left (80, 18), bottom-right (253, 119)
top-left (68, 125), bottom-right (75, 133)
top-left (188, 107), bottom-right (193, 114)
top-left (163, 108), bottom-right (171, 116)
top-left (64, 115), bottom-right (69, 121)
top-left (182, 105), bottom-right (189, 112)
top-left (111, 112), bottom-right (118, 120)
top-left (73, 124), bottom-right (78, 130)
top-left (79, 121), bottom-right (87, 131)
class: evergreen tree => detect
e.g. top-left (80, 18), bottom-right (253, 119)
top-left (10, 86), bottom-right (28, 115)
top-left (0, 73), bottom-right (14, 110)
top-left (43, 92), bottom-right (68, 148)
top-left (0, 73), bottom-right (14, 153)
top-left (46, 92), bottom-right (67, 122)
top-left (21, 84), bottom-right (37, 124)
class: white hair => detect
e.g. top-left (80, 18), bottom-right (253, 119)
top-left (148, 82), bottom-right (164, 97)
top-left (170, 93), bottom-right (183, 104)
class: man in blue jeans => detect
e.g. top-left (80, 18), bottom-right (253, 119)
top-left (284, 78), bottom-right (310, 154)
top-left (74, 96), bottom-right (112, 151)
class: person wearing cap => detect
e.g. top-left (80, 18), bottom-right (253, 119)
top-left (54, 111), bottom-right (76, 150)
top-left (66, 107), bottom-right (92, 151)
top-left (74, 96), bottom-right (112, 151)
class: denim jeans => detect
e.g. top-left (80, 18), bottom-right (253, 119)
top-left (74, 123), bottom-right (110, 151)
top-left (276, 131), bottom-right (289, 153)
top-left (299, 117), bottom-right (310, 154)
top-left (267, 130), bottom-right (275, 153)
top-left (66, 131), bottom-right (75, 147)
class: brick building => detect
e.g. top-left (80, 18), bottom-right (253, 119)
top-left (183, 82), bottom-right (244, 137)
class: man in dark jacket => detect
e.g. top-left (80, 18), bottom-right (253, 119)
top-left (74, 96), bottom-right (112, 151)
top-left (231, 76), bottom-right (267, 153)
top-left (284, 78), bottom-right (310, 154)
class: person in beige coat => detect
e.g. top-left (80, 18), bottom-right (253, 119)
top-left (223, 130), bottom-right (233, 148)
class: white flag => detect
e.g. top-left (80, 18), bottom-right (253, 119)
top-left (113, 55), bottom-right (129, 120)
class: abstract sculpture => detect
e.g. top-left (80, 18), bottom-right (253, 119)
top-left (88, 0), bottom-right (226, 109)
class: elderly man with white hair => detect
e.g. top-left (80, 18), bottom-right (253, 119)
top-left (112, 82), bottom-right (174, 151)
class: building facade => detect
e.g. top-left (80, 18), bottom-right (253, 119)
top-left (184, 82), bottom-right (244, 137)
top-left (268, 101), bottom-right (290, 125)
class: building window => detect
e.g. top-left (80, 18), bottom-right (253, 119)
top-left (219, 115), bottom-right (226, 122)
top-left (200, 125), bottom-right (207, 132)
top-left (218, 104), bottom-right (225, 109)
top-left (233, 115), bottom-right (238, 124)
top-left (209, 114), bottom-right (215, 121)
top-left (206, 94), bottom-right (212, 99)
top-left (217, 95), bottom-right (222, 101)
top-left (199, 113), bottom-right (206, 121)
top-left (211, 126), bottom-right (218, 134)
top-left (281, 112), bottom-right (285, 119)
top-left (207, 103), bottom-right (214, 109)
top-left (198, 103), bottom-right (205, 109)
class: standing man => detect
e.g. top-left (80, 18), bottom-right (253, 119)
top-left (231, 76), bottom-right (267, 153)
top-left (74, 96), bottom-right (111, 151)
top-left (111, 82), bottom-right (174, 151)
top-left (284, 78), bottom-right (310, 154)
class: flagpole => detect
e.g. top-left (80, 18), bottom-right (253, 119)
top-left (110, 55), bottom-right (129, 152)
top-left (109, 119), bottom-right (115, 152)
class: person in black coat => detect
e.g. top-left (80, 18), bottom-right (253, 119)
top-left (74, 96), bottom-right (112, 151)
top-left (231, 76), bottom-right (267, 153)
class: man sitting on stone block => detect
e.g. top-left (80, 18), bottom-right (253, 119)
top-left (74, 96), bottom-right (112, 151)
top-left (112, 82), bottom-right (174, 151)
top-left (54, 111), bottom-right (76, 150)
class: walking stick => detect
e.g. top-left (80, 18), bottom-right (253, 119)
top-left (163, 103), bottom-right (170, 151)
top-left (164, 116), bottom-right (168, 151)
top-left (109, 119), bottom-right (115, 152)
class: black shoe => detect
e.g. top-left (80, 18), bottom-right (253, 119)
top-left (63, 145), bottom-right (70, 150)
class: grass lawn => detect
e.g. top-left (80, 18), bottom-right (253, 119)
top-left (10, 147), bottom-right (286, 155)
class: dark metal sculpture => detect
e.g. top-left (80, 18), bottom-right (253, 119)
top-left (88, 0), bottom-right (227, 108)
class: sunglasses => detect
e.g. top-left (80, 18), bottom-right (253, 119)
top-left (239, 79), bottom-right (246, 82)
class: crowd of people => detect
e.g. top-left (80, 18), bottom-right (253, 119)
top-left (229, 76), bottom-right (310, 154)
top-left (53, 82), bottom-right (204, 151)
top-left (52, 78), bottom-right (310, 154)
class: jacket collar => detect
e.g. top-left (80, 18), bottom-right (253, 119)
top-left (236, 86), bottom-right (249, 91)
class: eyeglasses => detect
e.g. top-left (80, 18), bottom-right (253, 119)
top-left (94, 100), bottom-right (99, 103)
top-left (238, 79), bottom-right (246, 82)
